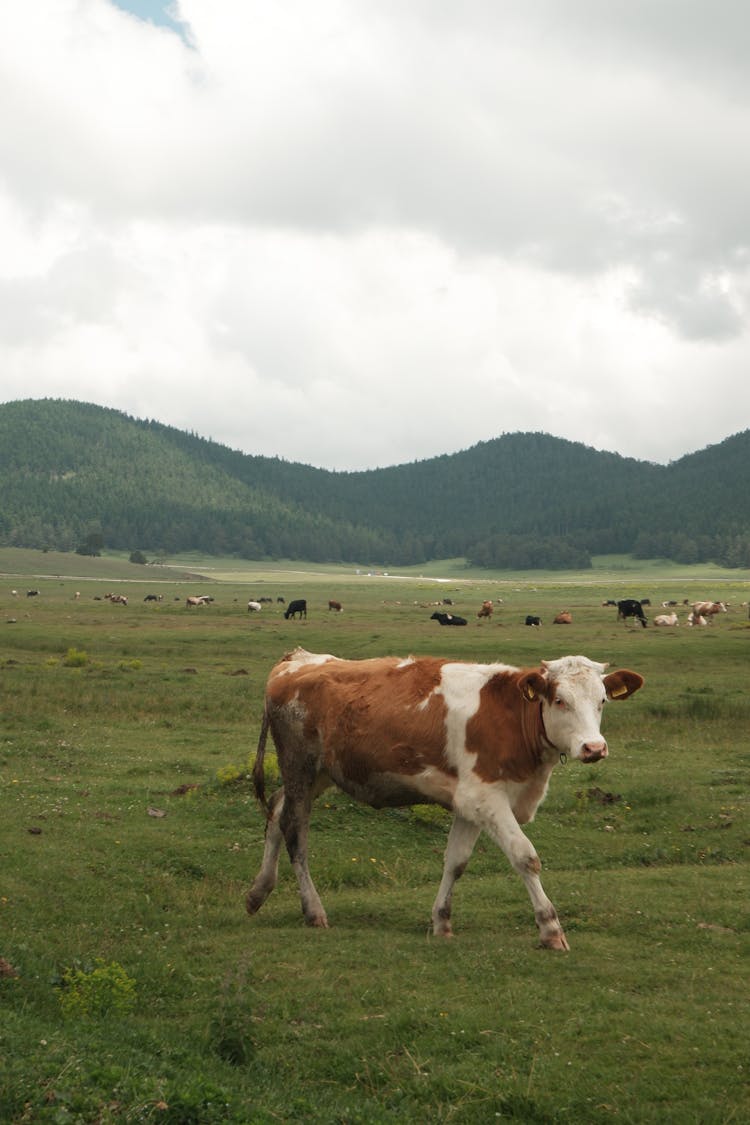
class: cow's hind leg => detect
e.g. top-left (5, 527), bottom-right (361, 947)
top-left (246, 789), bottom-right (286, 915)
top-left (280, 779), bottom-right (330, 928)
top-left (431, 815), bottom-right (481, 937)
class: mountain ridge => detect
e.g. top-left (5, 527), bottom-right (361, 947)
top-left (1, 398), bottom-right (748, 569)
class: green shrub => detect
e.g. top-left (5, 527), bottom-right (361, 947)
top-left (63, 647), bottom-right (89, 668)
top-left (216, 763), bottom-right (243, 785)
top-left (58, 959), bottom-right (136, 1019)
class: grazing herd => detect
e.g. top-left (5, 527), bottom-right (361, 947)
top-left (607, 598), bottom-right (730, 628)
top-left (12, 588), bottom-right (734, 630)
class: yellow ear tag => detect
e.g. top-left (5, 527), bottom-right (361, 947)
top-left (610, 684), bottom-right (628, 698)
top-left (525, 684), bottom-right (537, 701)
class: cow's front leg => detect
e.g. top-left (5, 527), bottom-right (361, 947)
top-left (459, 791), bottom-right (569, 951)
top-left (431, 814), bottom-right (480, 937)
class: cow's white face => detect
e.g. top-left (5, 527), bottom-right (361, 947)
top-left (520, 655), bottom-right (643, 764)
top-left (540, 656), bottom-right (610, 762)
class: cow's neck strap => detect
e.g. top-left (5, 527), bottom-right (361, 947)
top-left (537, 705), bottom-right (563, 763)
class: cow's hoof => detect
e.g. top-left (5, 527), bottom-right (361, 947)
top-left (245, 894), bottom-right (264, 915)
top-left (540, 931), bottom-right (570, 951)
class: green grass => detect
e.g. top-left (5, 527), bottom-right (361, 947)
top-left (0, 551), bottom-right (748, 1122)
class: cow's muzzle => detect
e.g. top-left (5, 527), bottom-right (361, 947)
top-left (580, 741), bottom-right (608, 763)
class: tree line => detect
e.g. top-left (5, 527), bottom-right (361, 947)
top-left (1, 399), bottom-right (749, 570)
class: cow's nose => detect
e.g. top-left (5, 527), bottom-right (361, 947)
top-left (581, 741), bottom-right (608, 763)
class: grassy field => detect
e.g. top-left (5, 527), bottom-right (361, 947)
top-left (1, 551), bottom-right (748, 1123)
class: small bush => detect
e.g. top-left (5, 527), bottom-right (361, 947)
top-left (216, 763), bottom-right (243, 785)
top-left (63, 647), bottom-right (89, 668)
top-left (58, 958), bottom-right (136, 1019)
top-left (409, 804), bottom-right (449, 827)
top-left (247, 748), bottom-right (280, 786)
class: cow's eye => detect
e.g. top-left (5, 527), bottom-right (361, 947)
top-left (554, 698), bottom-right (566, 708)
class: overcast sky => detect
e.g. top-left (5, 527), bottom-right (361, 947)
top-left (1, 2), bottom-right (749, 470)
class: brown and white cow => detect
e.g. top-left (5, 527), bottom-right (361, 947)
top-left (691, 601), bottom-right (727, 622)
top-left (477, 600), bottom-right (493, 619)
top-left (247, 648), bottom-right (643, 950)
top-left (553, 611), bottom-right (572, 624)
top-left (653, 613), bottom-right (679, 627)
top-left (328, 600), bottom-right (343, 612)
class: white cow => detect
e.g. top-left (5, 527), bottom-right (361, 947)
top-left (653, 613), bottom-right (679, 626)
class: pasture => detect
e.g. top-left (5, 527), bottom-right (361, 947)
top-left (1, 555), bottom-right (748, 1123)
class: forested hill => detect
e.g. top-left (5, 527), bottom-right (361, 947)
top-left (1, 398), bottom-right (749, 569)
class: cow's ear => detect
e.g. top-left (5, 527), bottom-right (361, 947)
top-left (518, 670), bottom-right (547, 702)
top-left (604, 670), bottom-right (644, 700)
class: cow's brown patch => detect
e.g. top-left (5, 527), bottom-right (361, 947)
top-left (267, 656), bottom-right (454, 806)
top-left (467, 669), bottom-right (548, 783)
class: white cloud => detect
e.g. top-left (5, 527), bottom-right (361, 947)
top-left (0, 0), bottom-right (748, 469)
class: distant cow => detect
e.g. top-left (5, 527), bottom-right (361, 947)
top-left (525, 615), bottom-right (542, 627)
top-left (687, 611), bottom-right (708, 627)
top-left (26, 589), bottom-right (39, 597)
top-left (477, 601), bottom-right (493, 619)
top-left (328, 600), bottom-right (343, 613)
top-left (617, 599), bottom-right (647, 627)
top-left (247, 647), bottom-right (644, 948)
top-left (186, 595), bottom-right (211, 608)
top-left (144, 594), bottom-right (162, 602)
top-left (431, 611), bottom-right (468, 626)
top-left (602, 600), bottom-right (616, 607)
top-left (691, 601), bottom-right (727, 622)
top-left (284, 599), bottom-right (307, 620)
top-left (653, 613), bottom-right (679, 627)
top-left (553, 612), bottom-right (572, 625)
top-left (247, 601), bottom-right (262, 613)
top-left (107, 593), bottom-right (128, 605)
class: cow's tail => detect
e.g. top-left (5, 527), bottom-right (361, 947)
top-left (252, 705), bottom-right (272, 819)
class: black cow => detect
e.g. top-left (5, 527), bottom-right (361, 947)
top-left (144, 594), bottom-right (162, 602)
top-left (617, 599), bottom-right (647, 627)
top-left (27, 589), bottom-right (40, 597)
top-left (430, 611), bottom-right (467, 626)
top-left (525, 615), bottom-right (542, 626)
top-left (284, 599), bottom-right (307, 620)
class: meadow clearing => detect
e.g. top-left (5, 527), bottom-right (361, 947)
top-left (0, 550), bottom-right (748, 1123)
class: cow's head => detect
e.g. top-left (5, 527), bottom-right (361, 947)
top-left (518, 655), bottom-right (644, 764)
